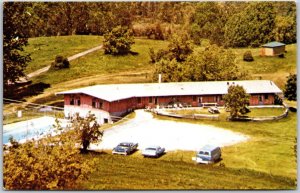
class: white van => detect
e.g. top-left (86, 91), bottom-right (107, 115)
top-left (192, 145), bottom-right (221, 164)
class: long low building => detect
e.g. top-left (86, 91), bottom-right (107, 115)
top-left (56, 80), bottom-right (282, 124)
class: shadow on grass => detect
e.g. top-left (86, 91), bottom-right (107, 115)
top-left (80, 149), bottom-right (108, 155)
top-left (4, 82), bottom-right (51, 100)
top-left (143, 152), bottom-right (167, 159)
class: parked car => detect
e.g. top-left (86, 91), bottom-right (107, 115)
top-left (192, 145), bottom-right (221, 164)
top-left (112, 142), bottom-right (138, 155)
top-left (142, 146), bottom-right (165, 158)
top-left (208, 107), bottom-right (220, 114)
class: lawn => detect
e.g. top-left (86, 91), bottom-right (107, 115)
top-left (165, 107), bottom-right (286, 120)
top-left (153, 110), bottom-right (297, 180)
top-left (76, 151), bottom-right (295, 190)
top-left (234, 44), bottom-right (297, 89)
top-left (30, 38), bottom-right (167, 85)
top-left (24, 35), bottom-right (104, 73)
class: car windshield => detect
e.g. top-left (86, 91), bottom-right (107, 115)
top-left (146, 148), bottom-right (157, 151)
top-left (199, 151), bottom-right (210, 155)
top-left (119, 143), bottom-right (130, 147)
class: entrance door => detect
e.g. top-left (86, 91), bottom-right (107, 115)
top-left (198, 97), bottom-right (203, 107)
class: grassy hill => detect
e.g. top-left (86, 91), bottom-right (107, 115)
top-left (77, 151), bottom-right (295, 190)
top-left (21, 35), bottom-right (296, 106)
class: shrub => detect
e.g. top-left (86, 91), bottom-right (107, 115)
top-left (51, 55), bottom-right (70, 70)
top-left (103, 26), bottom-right (135, 55)
top-left (243, 51), bottom-right (254, 62)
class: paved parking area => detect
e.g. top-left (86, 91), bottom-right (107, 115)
top-left (91, 110), bottom-right (249, 151)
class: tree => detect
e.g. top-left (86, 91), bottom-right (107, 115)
top-left (224, 2), bottom-right (276, 47)
top-left (153, 59), bottom-right (187, 82)
top-left (103, 26), bottom-right (135, 55)
top-left (185, 44), bottom-right (247, 81)
top-left (3, 119), bottom-right (95, 190)
top-left (284, 74), bottom-right (297, 101)
top-left (190, 2), bottom-right (225, 45)
top-left (223, 85), bottom-right (250, 118)
top-left (3, 2), bottom-right (32, 86)
top-left (167, 33), bottom-right (194, 62)
top-left (152, 44), bottom-right (248, 83)
top-left (71, 112), bottom-right (104, 153)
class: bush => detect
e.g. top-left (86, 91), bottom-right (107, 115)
top-left (243, 51), bottom-right (254, 62)
top-left (51, 55), bottom-right (70, 70)
top-left (103, 26), bottom-right (135, 55)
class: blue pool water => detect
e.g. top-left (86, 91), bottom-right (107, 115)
top-left (2, 117), bottom-right (61, 144)
top-left (3, 124), bottom-right (53, 144)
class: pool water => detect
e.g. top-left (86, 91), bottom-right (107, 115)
top-left (2, 116), bottom-right (62, 144)
top-left (3, 124), bottom-right (53, 144)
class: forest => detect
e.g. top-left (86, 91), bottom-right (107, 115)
top-left (3, 1), bottom-right (297, 87)
top-left (4, 1), bottom-right (296, 45)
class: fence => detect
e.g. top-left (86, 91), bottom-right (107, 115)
top-left (154, 109), bottom-right (219, 120)
top-left (3, 98), bottom-right (64, 125)
top-left (230, 104), bottom-right (290, 122)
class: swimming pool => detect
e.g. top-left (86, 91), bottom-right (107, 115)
top-left (3, 116), bottom-right (68, 144)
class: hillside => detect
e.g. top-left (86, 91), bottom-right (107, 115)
top-left (19, 36), bottom-right (296, 106)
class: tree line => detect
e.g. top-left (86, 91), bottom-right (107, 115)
top-left (4, 1), bottom-right (296, 46)
top-left (3, 1), bottom-right (297, 88)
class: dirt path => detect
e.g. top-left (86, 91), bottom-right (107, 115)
top-left (22, 45), bottom-right (103, 81)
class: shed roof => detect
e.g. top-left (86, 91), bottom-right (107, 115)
top-left (56, 80), bottom-right (282, 102)
top-left (262, 41), bottom-right (286, 48)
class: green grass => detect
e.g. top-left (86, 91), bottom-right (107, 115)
top-left (165, 107), bottom-right (286, 119)
top-left (153, 111), bottom-right (297, 180)
top-left (234, 44), bottom-right (297, 89)
top-left (30, 38), bottom-right (168, 85)
top-left (24, 35), bottom-right (104, 73)
top-left (76, 151), bottom-right (295, 190)
top-left (246, 107), bottom-right (286, 117)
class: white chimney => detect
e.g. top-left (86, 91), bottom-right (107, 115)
top-left (158, 74), bottom-right (162, 83)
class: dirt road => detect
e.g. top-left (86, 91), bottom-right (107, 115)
top-left (20, 45), bottom-right (103, 81)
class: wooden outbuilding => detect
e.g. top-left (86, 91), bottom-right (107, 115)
top-left (260, 41), bottom-right (286, 56)
top-left (56, 80), bottom-right (283, 124)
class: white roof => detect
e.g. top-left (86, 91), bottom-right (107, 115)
top-left (56, 80), bottom-right (282, 102)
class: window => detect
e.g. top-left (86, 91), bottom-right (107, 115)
top-left (193, 96), bottom-right (196, 102)
top-left (264, 94), bottom-right (269, 100)
top-left (99, 102), bottom-right (103, 109)
top-left (92, 99), bottom-right (96, 108)
top-left (149, 97), bottom-right (153, 103)
top-left (198, 97), bottom-right (202, 103)
top-left (70, 98), bottom-right (74, 105)
top-left (154, 97), bottom-right (158, 105)
top-left (77, 98), bottom-right (81, 106)
top-left (259, 95), bottom-right (263, 102)
top-left (104, 118), bottom-right (108, 124)
top-left (137, 97), bottom-right (141, 104)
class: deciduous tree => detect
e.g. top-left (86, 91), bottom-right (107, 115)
top-left (3, 119), bottom-right (95, 190)
top-left (103, 26), bottom-right (135, 55)
top-left (224, 2), bottom-right (276, 47)
top-left (284, 73), bottom-right (297, 101)
top-left (71, 112), bottom-right (104, 153)
top-left (223, 85), bottom-right (250, 118)
top-left (3, 2), bottom-right (31, 86)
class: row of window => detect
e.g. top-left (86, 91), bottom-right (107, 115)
top-left (69, 97), bottom-right (103, 109)
top-left (137, 96), bottom-right (223, 104)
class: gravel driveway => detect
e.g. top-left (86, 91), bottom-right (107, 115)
top-left (91, 110), bottom-right (249, 151)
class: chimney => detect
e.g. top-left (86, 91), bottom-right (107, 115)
top-left (158, 74), bottom-right (162, 83)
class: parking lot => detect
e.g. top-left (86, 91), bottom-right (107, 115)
top-left (92, 110), bottom-right (249, 151)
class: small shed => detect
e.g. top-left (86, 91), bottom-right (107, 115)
top-left (260, 41), bottom-right (286, 56)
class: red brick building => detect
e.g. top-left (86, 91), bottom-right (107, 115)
top-left (56, 80), bottom-right (282, 124)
